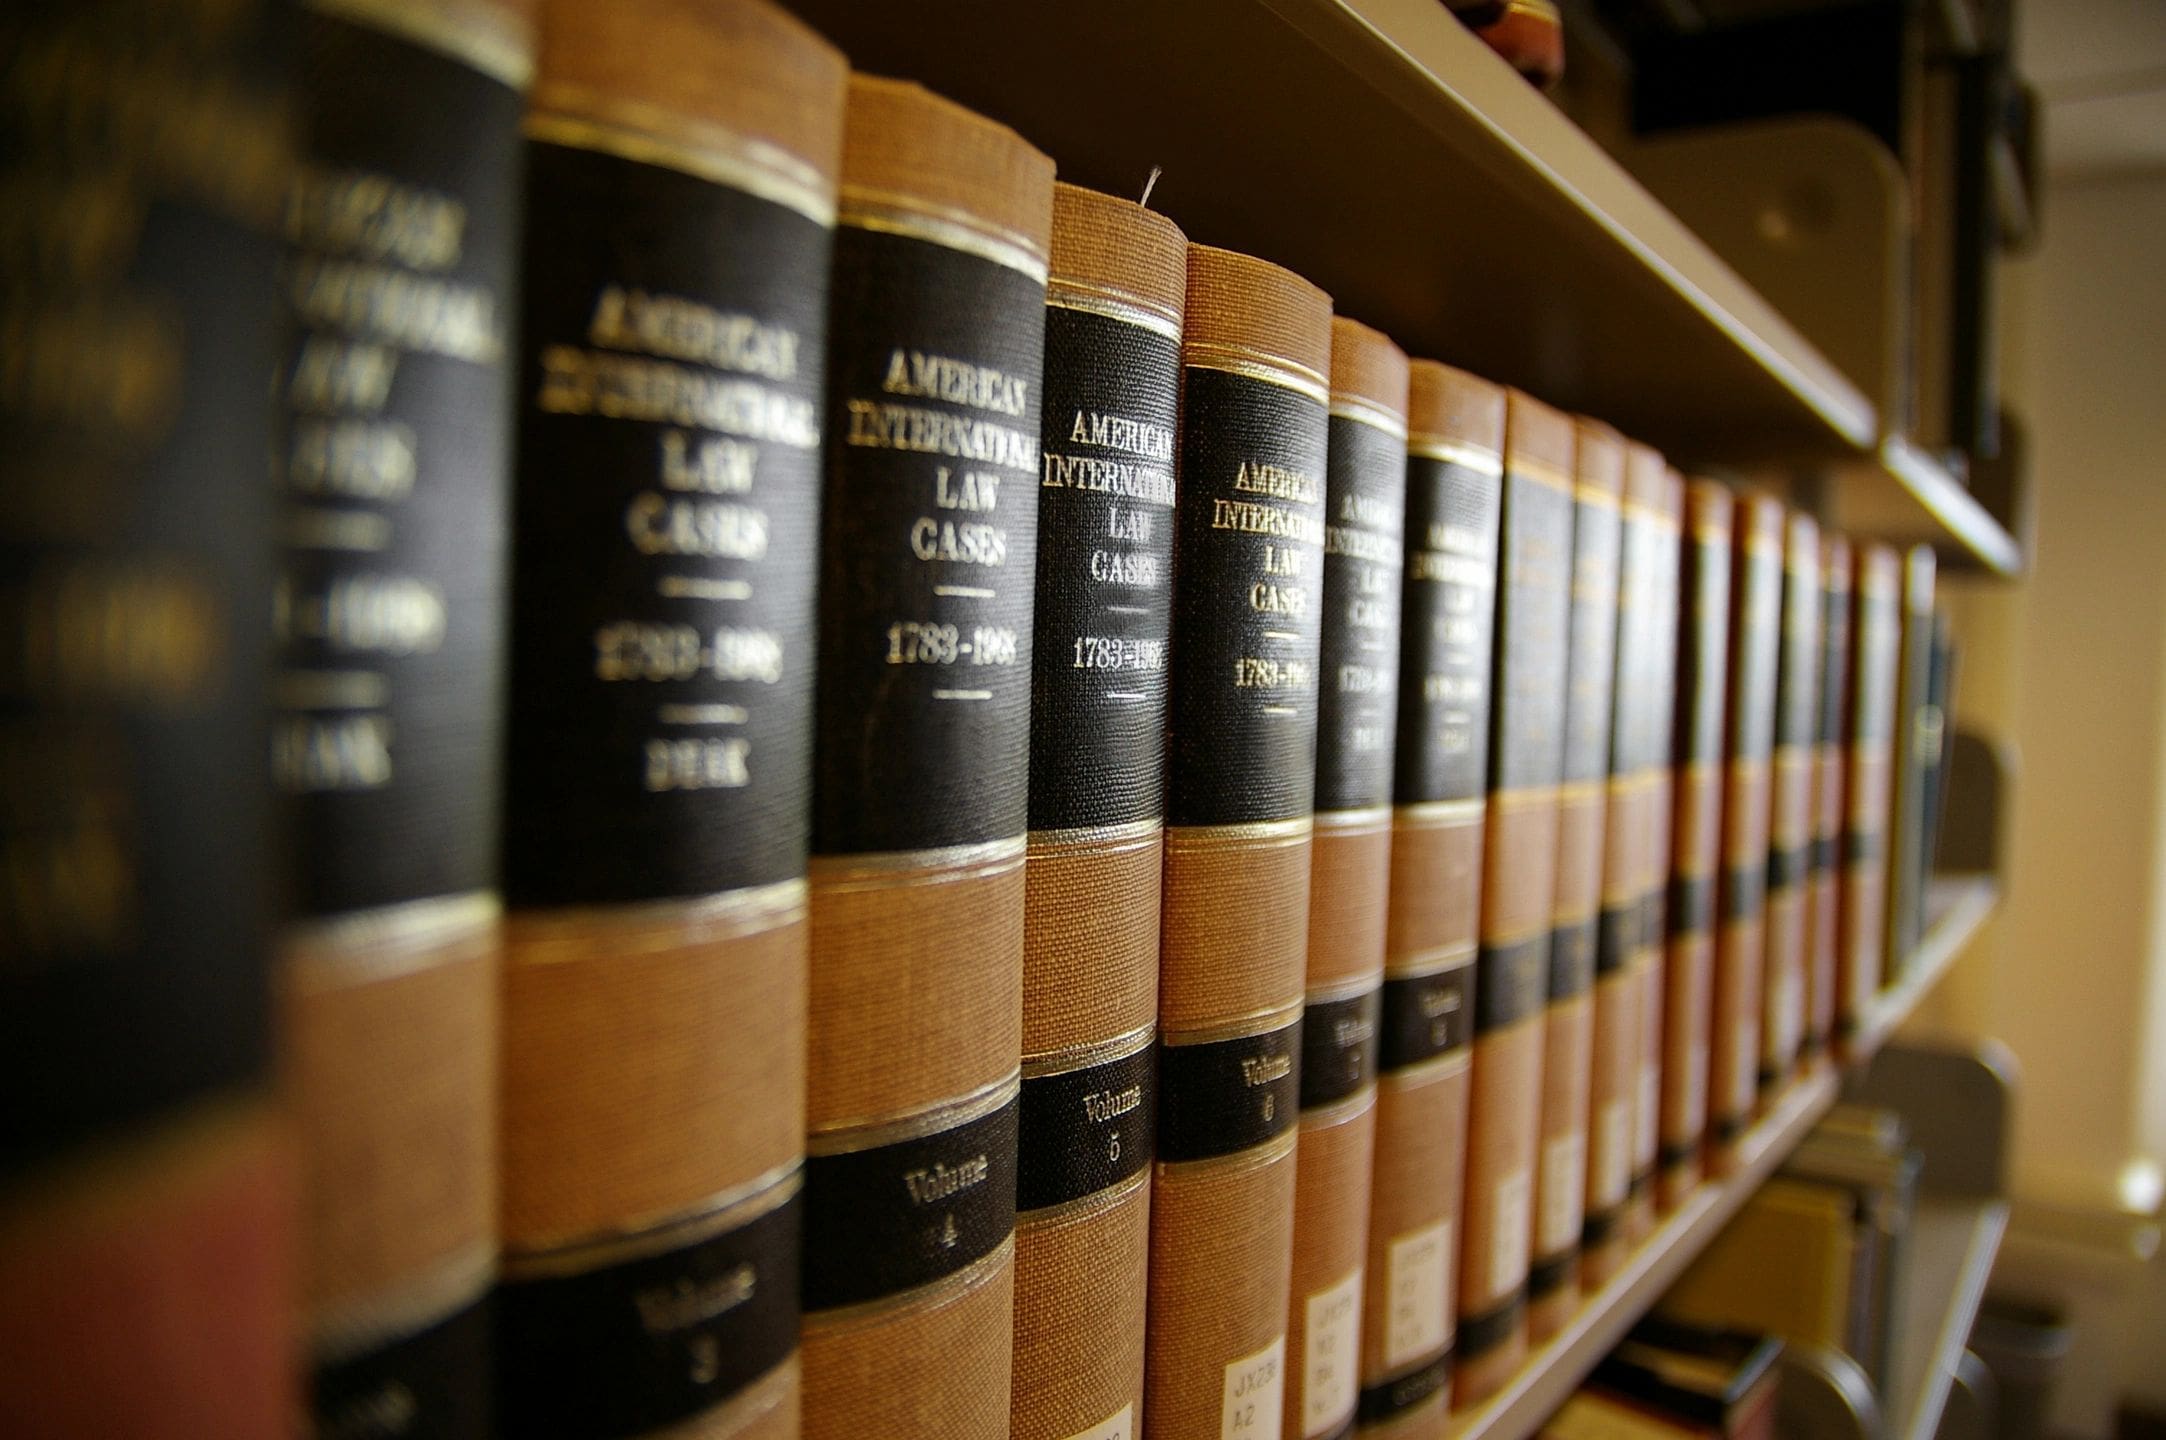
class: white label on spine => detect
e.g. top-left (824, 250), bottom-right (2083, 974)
top-left (1059, 1405), bottom-right (1134, 1440)
top-left (1681, 1044), bottom-right (1707, 1144)
top-left (1489, 1168), bottom-right (1531, 1297)
top-left (1637, 1061), bottom-right (1654, 1160)
top-left (1222, 1334), bottom-right (1285, 1440)
top-left (1731, 1027), bottom-right (1759, 1114)
top-left (1597, 1097), bottom-right (1630, 1204)
top-left (1539, 1132), bottom-right (1586, 1254)
top-left (1386, 1220), bottom-right (1453, 1368)
top-left (1774, 965), bottom-right (1804, 1064)
top-left (1302, 1268), bottom-right (1362, 1436)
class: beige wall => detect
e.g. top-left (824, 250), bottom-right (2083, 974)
top-left (1921, 169), bottom-right (2166, 1434)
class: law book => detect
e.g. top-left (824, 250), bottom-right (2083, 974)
top-left (1835, 546), bottom-right (1902, 1048)
top-left (494, 5), bottom-right (844, 1435)
top-left (1757, 512), bottom-right (1821, 1095)
top-left (1802, 538), bottom-right (1854, 1060)
top-left (1885, 547), bottom-right (1939, 975)
top-left (797, 77), bottom-right (1051, 1440)
top-left (274, 3), bottom-right (530, 1429)
top-left (1147, 244), bottom-right (1331, 1440)
top-left (0, 2), bottom-right (293, 1433)
top-left (1456, 390), bottom-right (1576, 1405)
top-left (1656, 481), bottom-right (1732, 1210)
top-left (1526, 418), bottom-right (1621, 1338)
top-left (1582, 441), bottom-right (1666, 1286)
top-left (1627, 469), bottom-right (1686, 1238)
top-left (1012, 182), bottom-right (1184, 1440)
top-left (1357, 361), bottom-right (1503, 1437)
top-left (1285, 317), bottom-right (1408, 1440)
top-left (1706, 495), bottom-right (1782, 1168)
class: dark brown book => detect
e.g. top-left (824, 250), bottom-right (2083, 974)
top-left (1582, 441), bottom-right (1666, 1285)
top-left (1456, 391), bottom-right (1576, 1404)
top-left (1758, 513), bottom-right (1821, 1093)
top-left (1357, 361), bottom-right (1503, 1436)
top-left (1803, 539), bottom-right (1854, 1059)
top-left (1285, 317), bottom-right (1407, 1440)
top-left (0, 1), bottom-right (293, 1432)
top-left (1657, 481), bottom-right (1732, 1209)
top-left (276, 3), bottom-right (531, 1429)
top-left (798, 77), bottom-right (1052, 1440)
top-left (1147, 244), bottom-right (1331, 1440)
top-left (1012, 182), bottom-right (1184, 1440)
top-left (1885, 547), bottom-right (1939, 973)
top-left (1836, 546), bottom-right (1902, 1048)
top-left (1528, 419), bottom-right (1623, 1338)
top-left (1629, 469), bottom-right (1686, 1237)
top-left (1708, 496), bottom-right (1783, 1168)
top-left (494, 5), bottom-right (845, 1435)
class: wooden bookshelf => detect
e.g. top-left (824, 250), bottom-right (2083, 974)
top-left (787, 0), bottom-right (2021, 573)
top-left (1445, 879), bottom-right (2000, 1440)
top-left (1888, 1198), bottom-right (2011, 1440)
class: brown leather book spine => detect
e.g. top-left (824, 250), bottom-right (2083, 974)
top-left (496, 5), bottom-right (846, 1435)
top-left (1013, 183), bottom-right (1185, 1440)
top-left (276, 3), bottom-right (532, 1427)
top-left (1581, 442), bottom-right (1664, 1286)
top-left (1804, 539), bottom-right (1854, 1058)
top-left (1837, 546), bottom-right (1903, 1048)
top-left (1148, 244), bottom-right (1332, 1440)
top-left (1626, 470), bottom-right (1685, 1238)
top-left (1357, 362), bottom-right (1502, 1438)
top-left (1758, 514), bottom-right (1822, 1094)
top-left (0, 1112), bottom-right (297, 1439)
top-left (1525, 419), bottom-right (1621, 1338)
top-left (1456, 391), bottom-right (1576, 1405)
top-left (1708, 496), bottom-right (1784, 1170)
top-left (0, 2), bottom-right (294, 1429)
top-left (798, 77), bottom-right (1052, 1440)
top-left (1284, 318), bottom-right (1408, 1440)
top-left (1657, 481), bottom-right (1732, 1209)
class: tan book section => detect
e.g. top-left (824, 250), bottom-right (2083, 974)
top-left (0, 2), bottom-right (2025, 1439)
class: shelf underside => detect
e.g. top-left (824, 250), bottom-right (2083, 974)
top-left (787, 0), bottom-right (2018, 572)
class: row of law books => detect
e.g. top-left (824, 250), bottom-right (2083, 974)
top-left (0, 1), bottom-right (1951, 1438)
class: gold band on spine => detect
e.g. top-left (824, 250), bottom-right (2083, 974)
top-left (525, 107), bottom-right (835, 225)
top-left (501, 1161), bottom-right (802, 1278)
top-left (312, 1240), bottom-right (494, 1364)
top-left (838, 188), bottom-right (1049, 283)
top-left (313, 0), bottom-right (534, 86)
top-left (1183, 346), bottom-right (1331, 406)
top-left (1045, 285), bottom-right (1182, 342)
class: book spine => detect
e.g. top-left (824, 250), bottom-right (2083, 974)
top-left (1456, 391), bottom-right (1576, 1404)
top-left (1708, 496), bottom-right (1783, 1167)
top-left (1357, 362), bottom-right (1502, 1437)
top-left (1582, 443), bottom-right (1663, 1284)
top-left (1284, 318), bottom-right (1408, 1440)
top-left (0, 1), bottom-right (295, 1431)
top-left (494, 5), bottom-right (845, 1435)
top-left (1526, 420), bottom-right (1620, 1337)
top-left (1804, 540), bottom-right (1853, 1058)
top-left (1148, 244), bottom-right (1332, 1440)
top-left (1012, 183), bottom-right (1185, 1440)
top-left (1627, 471), bottom-right (1685, 1236)
top-left (1758, 514), bottom-right (1821, 1093)
top-left (1657, 481), bottom-right (1732, 1208)
top-left (1885, 548), bottom-right (1939, 973)
top-left (1837, 546), bottom-right (1902, 1048)
top-left (276, 4), bottom-right (530, 1429)
top-left (798, 76), bottom-right (1052, 1440)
